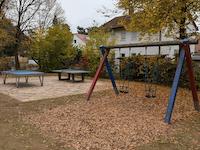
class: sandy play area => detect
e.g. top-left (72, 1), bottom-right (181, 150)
top-left (0, 75), bottom-right (111, 102)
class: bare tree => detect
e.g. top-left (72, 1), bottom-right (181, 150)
top-left (97, 5), bottom-right (122, 18)
top-left (0, 0), bottom-right (10, 18)
top-left (5, 0), bottom-right (45, 69)
top-left (36, 0), bottom-right (65, 30)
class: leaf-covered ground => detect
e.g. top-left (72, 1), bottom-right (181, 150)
top-left (21, 82), bottom-right (200, 150)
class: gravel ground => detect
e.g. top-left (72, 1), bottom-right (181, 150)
top-left (25, 81), bottom-right (199, 150)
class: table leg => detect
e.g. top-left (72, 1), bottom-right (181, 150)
top-left (67, 73), bottom-right (71, 80)
top-left (72, 74), bottom-right (75, 82)
top-left (16, 77), bottom-right (20, 88)
top-left (25, 76), bottom-right (28, 83)
top-left (58, 72), bottom-right (61, 80)
top-left (3, 74), bottom-right (7, 84)
top-left (82, 74), bottom-right (84, 81)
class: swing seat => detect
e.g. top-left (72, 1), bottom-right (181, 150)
top-left (145, 87), bottom-right (156, 98)
top-left (119, 86), bottom-right (129, 93)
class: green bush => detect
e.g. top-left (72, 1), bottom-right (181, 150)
top-left (116, 55), bottom-right (200, 89)
top-left (30, 24), bottom-right (76, 72)
top-left (82, 27), bottom-right (115, 75)
top-left (0, 57), bottom-right (13, 71)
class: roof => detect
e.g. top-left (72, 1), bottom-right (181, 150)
top-left (102, 15), bottom-right (131, 30)
top-left (102, 15), bottom-right (199, 32)
top-left (74, 33), bottom-right (88, 43)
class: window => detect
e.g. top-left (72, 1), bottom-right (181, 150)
top-left (111, 30), bottom-right (115, 36)
top-left (121, 53), bottom-right (125, 57)
top-left (131, 32), bottom-right (137, 41)
top-left (121, 31), bottom-right (126, 41)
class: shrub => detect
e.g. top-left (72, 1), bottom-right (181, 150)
top-left (116, 55), bottom-right (200, 89)
top-left (83, 27), bottom-right (115, 75)
top-left (30, 24), bottom-right (76, 72)
top-left (0, 57), bottom-right (13, 71)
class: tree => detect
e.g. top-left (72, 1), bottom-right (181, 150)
top-left (30, 24), bottom-right (76, 71)
top-left (83, 27), bottom-right (115, 74)
top-left (36, 0), bottom-right (65, 30)
top-left (77, 21), bottom-right (100, 35)
top-left (0, 0), bottom-right (8, 17)
top-left (0, 18), bottom-right (15, 53)
top-left (77, 26), bottom-right (88, 35)
top-left (117, 0), bottom-right (200, 39)
top-left (5, 0), bottom-right (46, 69)
top-left (0, 0), bottom-right (15, 55)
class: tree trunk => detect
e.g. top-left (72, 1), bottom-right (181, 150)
top-left (14, 28), bottom-right (21, 69)
top-left (179, 1), bottom-right (187, 54)
top-left (14, 53), bottom-right (20, 69)
top-left (179, 0), bottom-right (187, 40)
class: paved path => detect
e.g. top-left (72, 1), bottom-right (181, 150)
top-left (0, 76), bottom-right (111, 102)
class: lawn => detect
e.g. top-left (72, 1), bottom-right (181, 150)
top-left (0, 81), bottom-right (200, 150)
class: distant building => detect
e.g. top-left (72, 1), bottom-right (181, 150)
top-left (102, 16), bottom-right (198, 62)
top-left (195, 39), bottom-right (200, 53)
top-left (192, 39), bottom-right (200, 63)
top-left (73, 33), bottom-right (88, 48)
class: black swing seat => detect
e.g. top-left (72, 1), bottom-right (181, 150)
top-left (145, 87), bottom-right (156, 98)
top-left (119, 86), bottom-right (129, 93)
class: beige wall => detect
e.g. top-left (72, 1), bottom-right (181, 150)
top-left (195, 40), bottom-right (200, 53)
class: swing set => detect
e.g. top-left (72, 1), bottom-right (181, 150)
top-left (86, 39), bottom-right (200, 124)
top-left (117, 54), bottom-right (159, 97)
top-left (117, 57), bottom-right (132, 94)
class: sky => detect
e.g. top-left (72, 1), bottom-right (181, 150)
top-left (58, 0), bottom-right (119, 33)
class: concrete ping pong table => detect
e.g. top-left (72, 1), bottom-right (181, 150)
top-left (1, 70), bottom-right (44, 88)
top-left (52, 69), bottom-right (90, 82)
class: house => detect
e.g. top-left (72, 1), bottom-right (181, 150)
top-left (102, 16), bottom-right (199, 63)
top-left (73, 33), bottom-right (88, 48)
top-left (195, 39), bottom-right (200, 53)
top-left (191, 39), bottom-right (200, 64)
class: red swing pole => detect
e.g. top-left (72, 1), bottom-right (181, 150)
top-left (86, 49), bottom-right (109, 101)
top-left (183, 43), bottom-right (200, 111)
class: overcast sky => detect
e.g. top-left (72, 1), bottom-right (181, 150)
top-left (58, 0), bottom-right (119, 33)
top-left (58, 1), bottom-right (200, 33)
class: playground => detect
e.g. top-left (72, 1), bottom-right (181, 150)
top-left (1, 0), bottom-right (200, 149)
top-left (0, 40), bottom-right (200, 149)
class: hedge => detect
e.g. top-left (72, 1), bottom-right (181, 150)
top-left (113, 55), bottom-right (200, 89)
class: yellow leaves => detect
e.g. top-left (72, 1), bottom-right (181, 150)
top-left (0, 28), bottom-right (15, 51)
top-left (117, 0), bottom-right (200, 38)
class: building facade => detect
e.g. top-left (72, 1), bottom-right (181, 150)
top-left (103, 16), bottom-right (198, 62)
top-left (73, 33), bottom-right (88, 48)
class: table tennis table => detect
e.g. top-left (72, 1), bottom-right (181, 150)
top-left (52, 69), bottom-right (90, 82)
top-left (1, 70), bottom-right (44, 88)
